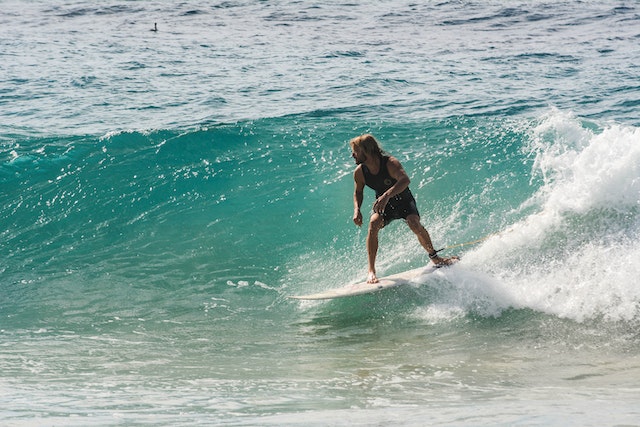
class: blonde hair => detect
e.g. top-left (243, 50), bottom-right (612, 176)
top-left (349, 134), bottom-right (385, 158)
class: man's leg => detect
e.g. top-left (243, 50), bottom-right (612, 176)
top-left (406, 214), bottom-right (456, 265)
top-left (366, 213), bottom-right (384, 283)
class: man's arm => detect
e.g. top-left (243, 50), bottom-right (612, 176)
top-left (353, 166), bottom-right (365, 226)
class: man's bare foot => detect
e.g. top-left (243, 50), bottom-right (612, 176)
top-left (432, 255), bottom-right (459, 266)
top-left (367, 271), bottom-right (379, 284)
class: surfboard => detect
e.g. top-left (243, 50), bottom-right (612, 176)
top-left (288, 262), bottom-right (455, 300)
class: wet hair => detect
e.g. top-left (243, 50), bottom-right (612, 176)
top-left (349, 134), bottom-right (385, 159)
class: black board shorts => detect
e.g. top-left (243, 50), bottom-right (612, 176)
top-left (379, 192), bottom-right (420, 225)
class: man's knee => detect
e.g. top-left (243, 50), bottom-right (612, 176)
top-left (368, 214), bottom-right (384, 232)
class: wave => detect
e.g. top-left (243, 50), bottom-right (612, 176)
top-left (446, 110), bottom-right (640, 323)
top-left (2, 110), bottom-right (639, 330)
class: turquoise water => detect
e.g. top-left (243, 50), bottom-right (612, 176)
top-left (2, 1), bottom-right (640, 425)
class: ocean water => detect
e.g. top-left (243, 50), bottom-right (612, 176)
top-left (1, 1), bottom-right (640, 425)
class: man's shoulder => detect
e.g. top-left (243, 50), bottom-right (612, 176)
top-left (385, 155), bottom-right (403, 168)
top-left (385, 155), bottom-right (407, 177)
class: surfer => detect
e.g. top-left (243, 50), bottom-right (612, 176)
top-left (350, 134), bottom-right (457, 283)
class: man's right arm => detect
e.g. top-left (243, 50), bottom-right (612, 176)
top-left (353, 167), bottom-right (365, 227)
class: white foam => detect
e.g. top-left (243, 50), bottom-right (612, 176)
top-left (530, 110), bottom-right (640, 214)
top-left (459, 111), bottom-right (640, 322)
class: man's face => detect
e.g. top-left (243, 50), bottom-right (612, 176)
top-left (351, 146), bottom-right (366, 165)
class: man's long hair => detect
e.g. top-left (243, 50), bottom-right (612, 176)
top-left (349, 134), bottom-right (385, 159)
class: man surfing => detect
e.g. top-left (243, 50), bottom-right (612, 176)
top-left (350, 134), bottom-right (457, 284)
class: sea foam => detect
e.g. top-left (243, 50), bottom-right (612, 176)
top-left (460, 111), bottom-right (640, 322)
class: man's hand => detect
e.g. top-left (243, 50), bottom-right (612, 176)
top-left (373, 194), bottom-right (390, 215)
top-left (353, 209), bottom-right (363, 227)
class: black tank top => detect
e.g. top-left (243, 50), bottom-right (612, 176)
top-left (362, 155), bottom-right (412, 199)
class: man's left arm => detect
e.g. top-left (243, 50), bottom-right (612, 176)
top-left (372, 156), bottom-right (411, 214)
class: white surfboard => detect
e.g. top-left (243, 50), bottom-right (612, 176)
top-left (288, 262), bottom-right (454, 300)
